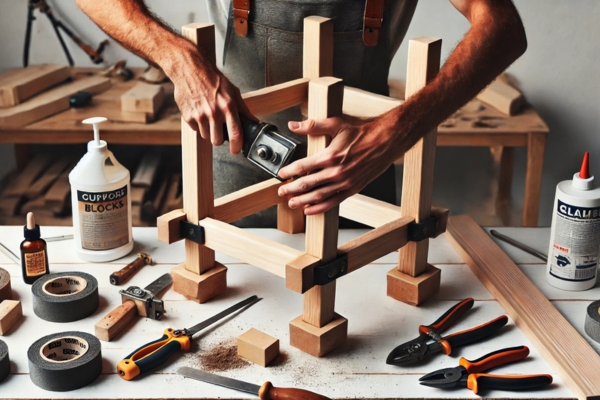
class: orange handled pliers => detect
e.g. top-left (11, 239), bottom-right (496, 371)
top-left (419, 345), bottom-right (553, 394)
top-left (386, 298), bottom-right (508, 365)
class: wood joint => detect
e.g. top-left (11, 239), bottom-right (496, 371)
top-left (407, 207), bottom-right (448, 242)
top-left (180, 220), bottom-right (205, 244)
top-left (314, 254), bottom-right (348, 285)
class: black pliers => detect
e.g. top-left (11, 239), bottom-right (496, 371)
top-left (419, 345), bottom-right (553, 394)
top-left (386, 298), bottom-right (508, 365)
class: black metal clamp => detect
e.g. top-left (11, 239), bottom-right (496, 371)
top-left (407, 214), bottom-right (445, 242)
top-left (314, 254), bottom-right (348, 286)
top-left (180, 220), bottom-right (205, 244)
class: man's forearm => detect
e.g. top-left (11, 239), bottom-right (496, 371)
top-left (76, 0), bottom-right (209, 80)
top-left (384, 0), bottom-right (527, 158)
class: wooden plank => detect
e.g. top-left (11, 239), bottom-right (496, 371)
top-left (0, 75), bottom-right (111, 128)
top-left (94, 301), bottom-right (137, 342)
top-left (398, 37), bottom-right (441, 277)
top-left (446, 215), bottom-right (600, 400)
top-left (44, 168), bottom-right (71, 215)
top-left (2, 153), bottom-right (51, 197)
top-left (522, 132), bottom-right (546, 227)
top-left (182, 23), bottom-right (216, 65)
top-left (121, 82), bottom-right (165, 114)
top-left (0, 64), bottom-right (70, 108)
top-left (476, 78), bottom-right (524, 116)
top-left (285, 253), bottom-right (320, 294)
top-left (340, 194), bottom-right (402, 227)
top-left (23, 156), bottom-right (71, 200)
top-left (340, 217), bottom-right (412, 273)
top-left (303, 17), bottom-right (333, 79)
top-left (342, 86), bottom-right (402, 118)
top-left (242, 78), bottom-right (309, 118)
top-left (157, 208), bottom-right (186, 244)
top-left (200, 218), bottom-right (300, 278)
top-left (214, 178), bottom-right (284, 223)
top-left (303, 77), bottom-right (343, 328)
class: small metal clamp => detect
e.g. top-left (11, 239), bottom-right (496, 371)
top-left (180, 220), bottom-right (205, 244)
top-left (314, 254), bottom-right (348, 285)
top-left (120, 287), bottom-right (166, 320)
top-left (407, 214), bottom-right (444, 242)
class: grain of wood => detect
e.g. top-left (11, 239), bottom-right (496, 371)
top-left (0, 300), bottom-right (22, 335)
top-left (0, 64), bottom-right (70, 108)
top-left (446, 215), bottom-right (600, 400)
top-left (94, 301), bottom-right (137, 342)
top-left (342, 86), bottom-right (402, 118)
top-left (214, 179), bottom-right (284, 223)
top-left (242, 78), bottom-right (309, 118)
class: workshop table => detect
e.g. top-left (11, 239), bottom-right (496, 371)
top-left (0, 225), bottom-right (597, 399)
top-left (0, 68), bottom-right (549, 227)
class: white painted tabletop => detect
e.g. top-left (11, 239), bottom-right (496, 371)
top-left (0, 225), bottom-right (598, 399)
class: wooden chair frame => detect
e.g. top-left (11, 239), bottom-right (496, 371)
top-left (158, 17), bottom-right (448, 357)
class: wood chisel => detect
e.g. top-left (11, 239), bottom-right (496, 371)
top-left (225, 115), bottom-right (304, 179)
top-left (178, 366), bottom-right (331, 399)
top-left (109, 252), bottom-right (153, 285)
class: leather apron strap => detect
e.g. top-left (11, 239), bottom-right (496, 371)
top-left (233, 0), bottom-right (386, 46)
top-left (363, 0), bottom-right (385, 46)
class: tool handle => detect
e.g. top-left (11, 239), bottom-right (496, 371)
top-left (459, 346), bottom-right (529, 373)
top-left (117, 328), bottom-right (190, 380)
top-left (419, 298), bottom-right (474, 336)
top-left (259, 382), bottom-right (332, 400)
top-left (467, 373), bottom-right (553, 394)
top-left (110, 255), bottom-right (148, 285)
top-left (490, 230), bottom-right (548, 262)
top-left (442, 315), bottom-right (508, 354)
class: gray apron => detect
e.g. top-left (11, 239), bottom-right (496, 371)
top-left (214, 0), bottom-right (416, 227)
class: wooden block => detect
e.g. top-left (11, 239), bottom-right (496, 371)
top-left (285, 253), bottom-right (320, 294)
top-left (94, 301), bottom-right (137, 342)
top-left (0, 300), bottom-right (22, 335)
top-left (44, 168), bottom-right (71, 215)
top-left (23, 156), bottom-right (71, 200)
top-left (157, 209), bottom-right (186, 244)
top-left (386, 264), bottom-right (441, 306)
top-left (243, 78), bottom-right (309, 118)
top-left (200, 218), bottom-right (300, 278)
top-left (446, 215), bottom-right (600, 400)
top-left (114, 110), bottom-right (156, 124)
top-left (0, 64), bottom-right (70, 108)
top-left (0, 75), bottom-right (111, 128)
top-left (182, 23), bottom-right (216, 65)
top-left (132, 153), bottom-right (161, 188)
top-left (342, 86), bottom-right (401, 118)
top-left (130, 186), bottom-right (147, 205)
top-left (237, 328), bottom-right (279, 367)
top-left (303, 17), bottom-right (333, 79)
top-left (277, 203), bottom-right (305, 234)
top-left (171, 263), bottom-right (227, 304)
top-left (289, 313), bottom-right (347, 357)
top-left (121, 82), bottom-right (165, 114)
top-left (476, 78), bottom-right (524, 116)
top-left (214, 179), bottom-right (284, 224)
top-left (340, 194), bottom-right (402, 228)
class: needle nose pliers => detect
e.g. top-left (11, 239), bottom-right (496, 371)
top-left (419, 345), bottom-right (553, 394)
top-left (386, 298), bottom-right (508, 365)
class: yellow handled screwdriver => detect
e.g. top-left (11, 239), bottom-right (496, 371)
top-left (117, 295), bottom-right (259, 380)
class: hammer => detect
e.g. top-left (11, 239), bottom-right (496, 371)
top-left (110, 253), bottom-right (153, 285)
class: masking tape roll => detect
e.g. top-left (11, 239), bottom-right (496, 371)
top-left (32, 272), bottom-right (99, 323)
top-left (584, 299), bottom-right (600, 344)
top-left (28, 331), bottom-right (102, 391)
top-left (0, 339), bottom-right (9, 382)
top-left (0, 267), bottom-right (11, 302)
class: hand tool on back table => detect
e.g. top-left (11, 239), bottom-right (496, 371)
top-left (224, 115), bottom-right (305, 179)
top-left (419, 345), bottom-right (553, 394)
top-left (94, 273), bottom-right (171, 342)
top-left (179, 366), bottom-right (331, 400)
top-left (386, 298), bottom-right (508, 365)
top-left (117, 295), bottom-right (259, 380)
top-left (110, 252), bottom-right (153, 285)
top-left (489, 230), bottom-right (548, 262)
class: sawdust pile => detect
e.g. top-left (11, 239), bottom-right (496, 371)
top-left (199, 340), bottom-right (250, 372)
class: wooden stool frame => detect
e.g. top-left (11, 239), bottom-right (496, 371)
top-left (158, 17), bottom-right (448, 357)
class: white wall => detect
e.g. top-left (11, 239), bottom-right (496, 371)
top-left (0, 0), bottom-right (598, 225)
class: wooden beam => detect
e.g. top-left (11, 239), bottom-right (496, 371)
top-left (446, 215), bottom-right (600, 400)
top-left (0, 64), bottom-right (70, 108)
top-left (303, 17), bottom-right (333, 79)
top-left (214, 178), bottom-right (284, 223)
top-left (200, 218), bottom-right (300, 278)
top-left (340, 217), bottom-right (412, 273)
top-left (340, 194), bottom-right (403, 227)
top-left (342, 86), bottom-right (402, 118)
top-left (285, 253), bottom-right (320, 294)
top-left (398, 37), bottom-right (441, 277)
top-left (242, 78), bottom-right (309, 118)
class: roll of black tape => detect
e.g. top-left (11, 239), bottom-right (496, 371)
top-left (584, 299), bottom-right (600, 344)
top-left (28, 331), bottom-right (102, 391)
top-left (32, 272), bottom-right (99, 322)
top-left (0, 267), bottom-right (11, 302)
top-left (0, 339), bottom-right (9, 382)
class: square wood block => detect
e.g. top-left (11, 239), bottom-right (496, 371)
top-left (289, 313), bottom-right (347, 357)
top-left (237, 328), bottom-right (279, 367)
top-left (0, 300), bottom-right (22, 335)
top-left (387, 264), bottom-right (440, 306)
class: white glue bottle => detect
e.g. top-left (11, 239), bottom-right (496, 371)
top-left (546, 152), bottom-right (600, 290)
top-left (69, 117), bottom-right (133, 262)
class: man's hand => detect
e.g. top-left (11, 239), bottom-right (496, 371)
top-left (277, 115), bottom-right (405, 215)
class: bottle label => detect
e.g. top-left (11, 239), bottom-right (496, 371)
top-left (548, 200), bottom-right (600, 282)
top-left (24, 250), bottom-right (47, 277)
top-left (77, 186), bottom-right (129, 251)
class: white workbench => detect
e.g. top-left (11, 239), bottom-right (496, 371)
top-left (0, 225), bottom-right (598, 399)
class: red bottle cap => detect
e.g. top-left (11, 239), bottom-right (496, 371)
top-left (579, 152), bottom-right (590, 179)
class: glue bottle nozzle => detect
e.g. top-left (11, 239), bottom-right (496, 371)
top-left (580, 152), bottom-right (590, 179)
top-left (82, 117), bottom-right (108, 147)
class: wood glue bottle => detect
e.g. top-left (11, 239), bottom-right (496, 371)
top-left (69, 117), bottom-right (133, 262)
top-left (546, 152), bottom-right (600, 290)
top-left (20, 212), bottom-right (49, 284)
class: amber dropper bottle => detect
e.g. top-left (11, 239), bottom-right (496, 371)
top-left (20, 212), bottom-right (50, 284)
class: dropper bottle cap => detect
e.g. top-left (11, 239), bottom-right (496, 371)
top-left (82, 117), bottom-right (108, 151)
top-left (573, 151), bottom-right (594, 190)
top-left (24, 212), bottom-right (41, 240)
